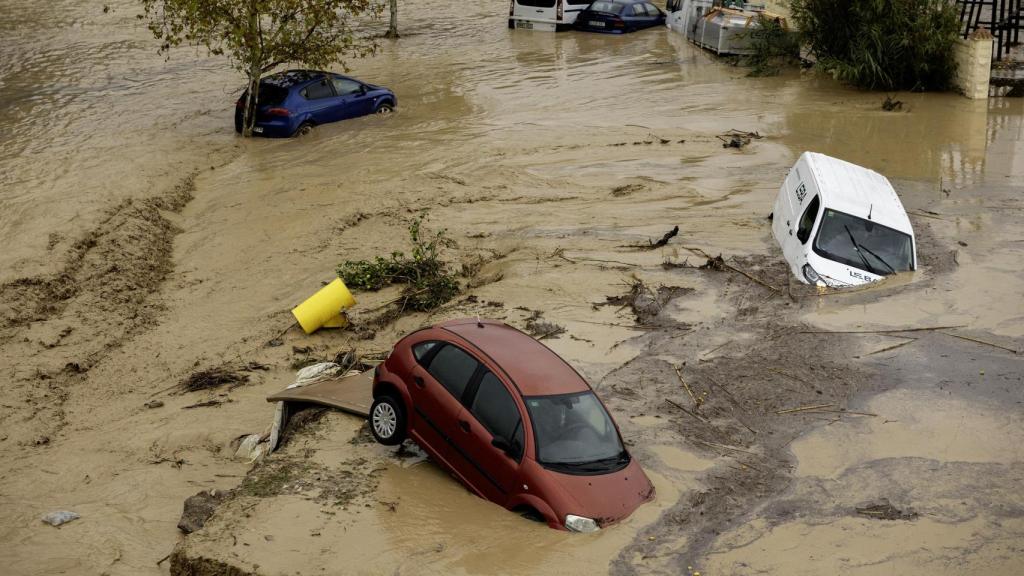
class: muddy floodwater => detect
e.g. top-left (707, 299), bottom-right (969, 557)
top-left (1, 0), bottom-right (1023, 575)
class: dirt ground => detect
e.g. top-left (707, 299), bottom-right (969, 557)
top-left (2, 1), bottom-right (1023, 575)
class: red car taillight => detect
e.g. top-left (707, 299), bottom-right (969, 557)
top-left (266, 107), bottom-right (291, 117)
top-left (611, 17), bottom-right (625, 28)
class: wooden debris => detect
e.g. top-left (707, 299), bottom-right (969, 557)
top-left (776, 403), bottom-right (834, 414)
top-left (674, 365), bottom-right (701, 409)
top-left (701, 340), bottom-right (733, 358)
top-left (717, 129), bottom-right (762, 149)
top-left (768, 368), bottom-right (814, 388)
top-left (181, 367), bottom-right (249, 393)
top-left (940, 332), bottom-right (1019, 354)
top-left (799, 325), bottom-right (965, 335)
top-left (816, 409), bottom-right (878, 417)
top-left (645, 226), bottom-right (679, 249)
top-left (680, 245), bottom-right (780, 292)
top-left (182, 399), bottom-right (230, 410)
top-left (856, 501), bottom-right (918, 521)
top-left (665, 398), bottom-right (708, 423)
top-left (857, 337), bottom-right (917, 358)
top-left (693, 439), bottom-right (758, 455)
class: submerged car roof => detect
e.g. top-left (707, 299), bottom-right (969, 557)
top-left (802, 152), bottom-right (914, 235)
top-left (261, 70), bottom-right (330, 88)
top-left (438, 319), bottom-right (591, 397)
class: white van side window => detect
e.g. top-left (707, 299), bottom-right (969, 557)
top-left (797, 196), bottom-right (820, 244)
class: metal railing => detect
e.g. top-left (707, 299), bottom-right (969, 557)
top-left (957, 0), bottom-right (1023, 61)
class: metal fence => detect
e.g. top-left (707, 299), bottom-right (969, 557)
top-left (957, 0), bottom-right (1023, 61)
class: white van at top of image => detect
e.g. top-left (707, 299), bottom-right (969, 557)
top-left (772, 152), bottom-right (917, 288)
top-left (509, 0), bottom-right (594, 31)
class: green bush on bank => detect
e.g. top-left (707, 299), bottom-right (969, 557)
top-left (790, 0), bottom-right (961, 90)
top-left (337, 213), bottom-right (460, 313)
top-left (747, 14), bottom-right (802, 77)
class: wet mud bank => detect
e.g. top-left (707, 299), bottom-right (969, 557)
top-left (0, 173), bottom-right (203, 446)
top-left (170, 220), bottom-right (1022, 575)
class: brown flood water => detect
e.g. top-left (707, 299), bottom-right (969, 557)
top-left (1, 0), bottom-right (1023, 575)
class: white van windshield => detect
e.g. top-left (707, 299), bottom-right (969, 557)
top-left (813, 209), bottom-right (914, 275)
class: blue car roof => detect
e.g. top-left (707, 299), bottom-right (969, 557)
top-left (261, 70), bottom-right (333, 88)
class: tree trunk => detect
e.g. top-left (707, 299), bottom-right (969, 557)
top-left (387, 0), bottom-right (399, 38)
top-left (242, 1), bottom-right (261, 137)
top-left (242, 63), bottom-right (261, 138)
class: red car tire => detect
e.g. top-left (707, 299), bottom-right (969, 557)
top-left (370, 394), bottom-right (407, 446)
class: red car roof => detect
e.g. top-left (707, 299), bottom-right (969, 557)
top-left (437, 319), bottom-right (590, 397)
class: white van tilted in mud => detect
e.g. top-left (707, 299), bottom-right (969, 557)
top-left (772, 152), bottom-right (917, 288)
top-left (509, 0), bottom-right (593, 31)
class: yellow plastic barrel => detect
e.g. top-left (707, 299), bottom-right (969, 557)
top-left (291, 278), bottom-right (357, 334)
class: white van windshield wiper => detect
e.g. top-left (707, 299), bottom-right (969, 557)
top-left (857, 243), bottom-right (897, 274)
top-left (844, 225), bottom-right (880, 275)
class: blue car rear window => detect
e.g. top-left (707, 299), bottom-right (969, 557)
top-left (590, 1), bottom-right (623, 13)
top-left (255, 85), bottom-right (289, 106)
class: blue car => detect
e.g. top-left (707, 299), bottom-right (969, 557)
top-left (234, 70), bottom-right (397, 137)
top-left (574, 0), bottom-right (665, 33)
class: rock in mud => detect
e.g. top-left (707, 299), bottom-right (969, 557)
top-left (41, 510), bottom-right (80, 527)
top-left (178, 489), bottom-right (232, 534)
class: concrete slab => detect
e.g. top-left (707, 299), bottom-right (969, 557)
top-left (266, 369), bottom-right (374, 418)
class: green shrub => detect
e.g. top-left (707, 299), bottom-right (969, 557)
top-left (337, 213), bottom-right (460, 313)
top-left (791, 0), bottom-right (960, 90)
top-left (746, 14), bottom-right (801, 77)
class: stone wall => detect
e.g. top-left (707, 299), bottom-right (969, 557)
top-left (763, 0), bottom-right (791, 18)
top-left (953, 29), bottom-right (994, 99)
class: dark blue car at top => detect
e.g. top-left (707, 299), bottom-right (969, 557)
top-left (574, 0), bottom-right (665, 33)
top-left (235, 70), bottom-right (397, 137)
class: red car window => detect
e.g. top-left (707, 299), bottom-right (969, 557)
top-left (426, 344), bottom-right (479, 401)
top-left (412, 340), bottom-right (441, 363)
top-left (470, 373), bottom-right (521, 440)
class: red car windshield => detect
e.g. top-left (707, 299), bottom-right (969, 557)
top-left (525, 391), bottom-right (628, 474)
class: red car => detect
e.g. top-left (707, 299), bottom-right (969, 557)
top-left (370, 318), bottom-right (654, 531)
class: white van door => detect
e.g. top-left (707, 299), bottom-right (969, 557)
top-left (774, 164), bottom-right (818, 275)
top-left (564, 0), bottom-right (592, 23)
top-left (790, 192), bottom-right (821, 271)
top-left (514, 0), bottom-right (557, 29)
top-left (666, 0), bottom-right (683, 31)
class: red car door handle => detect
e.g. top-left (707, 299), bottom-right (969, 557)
top-left (458, 420), bottom-right (470, 433)
top-left (414, 376), bottom-right (425, 388)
